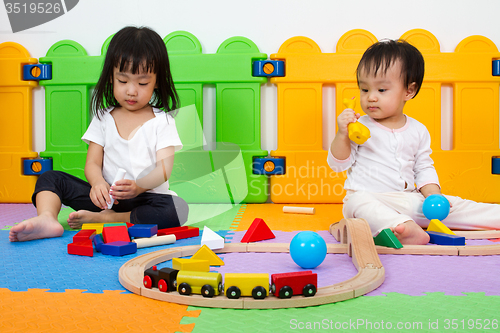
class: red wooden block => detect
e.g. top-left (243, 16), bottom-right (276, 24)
top-left (102, 225), bottom-right (130, 243)
top-left (241, 218), bottom-right (275, 243)
top-left (68, 240), bottom-right (94, 257)
top-left (157, 226), bottom-right (199, 240)
top-left (73, 229), bottom-right (96, 242)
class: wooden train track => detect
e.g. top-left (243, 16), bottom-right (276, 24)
top-left (119, 218), bottom-right (384, 309)
top-left (119, 218), bottom-right (500, 309)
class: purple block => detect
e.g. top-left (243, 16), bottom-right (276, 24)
top-left (101, 241), bottom-right (137, 256)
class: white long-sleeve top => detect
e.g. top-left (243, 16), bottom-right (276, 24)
top-left (327, 115), bottom-right (440, 193)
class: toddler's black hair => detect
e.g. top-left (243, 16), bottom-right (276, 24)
top-left (91, 26), bottom-right (179, 118)
top-left (356, 39), bottom-right (424, 98)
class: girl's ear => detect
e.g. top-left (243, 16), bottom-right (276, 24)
top-left (405, 82), bottom-right (417, 100)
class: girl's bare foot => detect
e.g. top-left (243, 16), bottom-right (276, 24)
top-left (9, 212), bottom-right (64, 242)
top-left (67, 209), bottom-right (130, 229)
top-left (392, 221), bottom-right (430, 245)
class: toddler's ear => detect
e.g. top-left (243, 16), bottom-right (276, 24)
top-left (405, 82), bottom-right (417, 100)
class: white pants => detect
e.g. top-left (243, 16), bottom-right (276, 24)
top-left (343, 191), bottom-right (500, 236)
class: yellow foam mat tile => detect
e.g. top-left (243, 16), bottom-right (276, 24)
top-left (0, 288), bottom-right (200, 333)
top-left (234, 204), bottom-right (344, 232)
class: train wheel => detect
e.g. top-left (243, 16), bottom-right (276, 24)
top-left (143, 275), bottom-right (153, 289)
top-left (279, 286), bottom-right (293, 299)
top-left (158, 279), bottom-right (168, 292)
top-left (201, 284), bottom-right (215, 298)
top-left (226, 286), bottom-right (241, 299)
top-left (178, 283), bottom-right (191, 295)
top-left (252, 286), bottom-right (267, 299)
top-left (303, 284), bottom-right (317, 297)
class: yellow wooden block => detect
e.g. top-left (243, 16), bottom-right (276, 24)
top-left (82, 223), bottom-right (105, 235)
top-left (191, 244), bottom-right (225, 266)
top-left (427, 219), bottom-right (456, 235)
top-left (172, 258), bottom-right (210, 272)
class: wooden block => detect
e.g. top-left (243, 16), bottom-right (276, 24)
top-left (373, 229), bottom-right (403, 249)
top-left (192, 244), bottom-right (225, 266)
top-left (246, 242), bottom-right (289, 253)
top-left (427, 219), bottom-right (456, 235)
top-left (427, 231), bottom-right (466, 246)
top-left (128, 224), bottom-right (158, 238)
top-left (172, 258), bottom-right (210, 272)
top-left (201, 226), bottom-right (224, 250)
top-left (82, 223), bottom-right (104, 234)
top-left (157, 226), bottom-right (199, 240)
top-left (283, 206), bottom-right (315, 215)
top-left (101, 241), bottom-right (137, 256)
top-left (102, 225), bottom-right (130, 243)
top-left (73, 229), bottom-right (96, 242)
top-left (241, 218), bottom-right (275, 243)
top-left (132, 235), bottom-right (176, 248)
top-left (67, 240), bottom-right (93, 257)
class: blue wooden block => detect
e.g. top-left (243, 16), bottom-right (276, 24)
top-left (128, 224), bottom-right (158, 238)
top-left (253, 157), bottom-right (286, 175)
top-left (101, 241), bottom-right (137, 256)
top-left (23, 64), bottom-right (52, 80)
top-left (492, 157), bottom-right (500, 174)
top-left (493, 60), bottom-right (500, 76)
top-left (23, 158), bottom-right (52, 175)
top-left (252, 60), bottom-right (285, 77)
top-left (93, 234), bottom-right (104, 252)
top-left (427, 231), bottom-right (466, 246)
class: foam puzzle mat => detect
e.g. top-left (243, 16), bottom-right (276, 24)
top-left (1, 203), bottom-right (499, 333)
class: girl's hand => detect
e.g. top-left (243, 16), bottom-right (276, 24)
top-left (90, 182), bottom-right (111, 210)
top-left (337, 108), bottom-right (360, 137)
top-left (110, 179), bottom-right (146, 200)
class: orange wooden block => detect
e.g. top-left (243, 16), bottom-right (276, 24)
top-left (241, 218), bottom-right (275, 243)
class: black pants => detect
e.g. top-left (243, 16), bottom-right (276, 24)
top-left (33, 170), bottom-right (189, 229)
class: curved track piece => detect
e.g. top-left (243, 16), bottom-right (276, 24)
top-left (119, 219), bottom-right (385, 309)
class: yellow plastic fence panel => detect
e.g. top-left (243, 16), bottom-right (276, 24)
top-left (270, 29), bottom-right (500, 203)
top-left (269, 30), bottom-right (377, 203)
top-left (0, 42), bottom-right (38, 203)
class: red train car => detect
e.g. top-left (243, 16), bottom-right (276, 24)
top-left (271, 271), bottom-right (317, 298)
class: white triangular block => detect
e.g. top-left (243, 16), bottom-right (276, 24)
top-left (201, 226), bottom-right (224, 250)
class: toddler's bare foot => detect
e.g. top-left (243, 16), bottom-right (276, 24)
top-left (392, 221), bottom-right (430, 245)
top-left (67, 209), bottom-right (118, 229)
top-left (9, 212), bottom-right (64, 242)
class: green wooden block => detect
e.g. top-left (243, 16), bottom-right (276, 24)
top-left (374, 228), bottom-right (403, 249)
top-left (103, 223), bottom-right (127, 228)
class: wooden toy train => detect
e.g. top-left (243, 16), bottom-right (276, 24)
top-left (143, 266), bottom-right (317, 299)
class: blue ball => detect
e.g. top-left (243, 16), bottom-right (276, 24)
top-left (290, 231), bottom-right (327, 269)
top-left (422, 194), bottom-right (450, 220)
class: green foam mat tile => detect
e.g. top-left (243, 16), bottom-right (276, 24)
top-left (184, 204), bottom-right (241, 231)
top-left (182, 293), bottom-right (500, 332)
top-left (57, 206), bottom-right (76, 231)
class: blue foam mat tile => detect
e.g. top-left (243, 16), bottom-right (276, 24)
top-left (0, 229), bottom-right (232, 293)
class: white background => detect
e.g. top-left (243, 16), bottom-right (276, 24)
top-left (1, 0), bottom-right (500, 152)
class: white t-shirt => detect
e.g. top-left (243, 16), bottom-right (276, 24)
top-left (82, 107), bottom-right (183, 195)
top-left (327, 115), bottom-right (440, 193)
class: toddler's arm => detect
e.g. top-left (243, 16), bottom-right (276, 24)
top-left (330, 108), bottom-right (360, 160)
top-left (85, 142), bottom-right (111, 210)
top-left (419, 183), bottom-right (441, 198)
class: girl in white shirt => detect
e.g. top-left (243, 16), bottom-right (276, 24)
top-left (10, 26), bottom-right (188, 242)
top-left (328, 40), bottom-right (500, 245)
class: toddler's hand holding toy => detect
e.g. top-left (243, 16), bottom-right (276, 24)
top-left (90, 181), bottom-right (111, 210)
top-left (342, 97), bottom-right (370, 145)
top-left (110, 179), bottom-right (146, 201)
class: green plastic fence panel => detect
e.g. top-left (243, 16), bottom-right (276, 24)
top-left (39, 38), bottom-right (107, 179)
top-left (38, 31), bottom-right (269, 203)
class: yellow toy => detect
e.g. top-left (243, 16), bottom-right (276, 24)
top-left (224, 273), bottom-right (269, 299)
top-left (191, 244), bottom-right (225, 266)
top-left (343, 97), bottom-right (370, 144)
top-left (177, 271), bottom-right (223, 297)
top-left (172, 258), bottom-right (210, 272)
top-left (427, 219), bottom-right (457, 235)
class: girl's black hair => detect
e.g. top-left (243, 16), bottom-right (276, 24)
top-left (91, 26), bottom-right (179, 118)
top-left (356, 39), bottom-right (425, 98)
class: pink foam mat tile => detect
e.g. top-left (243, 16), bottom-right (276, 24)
top-left (0, 204), bottom-right (37, 229)
top-left (222, 230), bottom-right (500, 297)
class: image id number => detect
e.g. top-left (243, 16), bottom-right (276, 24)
top-left (5, 2), bottom-right (62, 14)
top-left (444, 319), bottom-right (498, 330)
